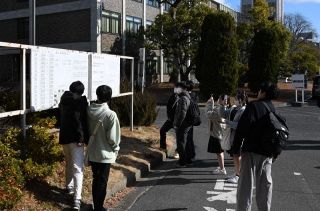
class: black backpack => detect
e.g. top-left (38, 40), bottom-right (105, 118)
top-left (185, 97), bottom-right (201, 126)
top-left (262, 102), bottom-right (289, 157)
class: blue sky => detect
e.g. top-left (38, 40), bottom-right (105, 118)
top-left (219, 0), bottom-right (320, 40)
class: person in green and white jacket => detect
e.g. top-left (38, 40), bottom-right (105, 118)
top-left (87, 85), bottom-right (121, 211)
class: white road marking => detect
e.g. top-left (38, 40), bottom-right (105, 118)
top-left (207, 190), bottom-right (237, 204)
top-left (203, 207), bottom-right (218, 211)
top-left (294, 172), bottom-right (302, 176)
top-left (214, 179), bottom-right (224, 190)
top-left (205, 179), bottom-right (238, 211)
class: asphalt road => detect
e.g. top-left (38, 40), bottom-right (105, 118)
top-left (113, 104), bottom-right (320, 211)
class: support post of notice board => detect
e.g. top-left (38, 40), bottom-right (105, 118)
top-left (295, 88), bottom-right (305, 103)
top-left (20, 48), bottom-right (27, 139)
top-left (130, 59), bottom-right (134, 131)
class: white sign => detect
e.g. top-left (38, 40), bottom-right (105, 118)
top-left (31, 47), bottom-right (89, 111)
top-left (292, 74), bottom-right (305, 89)
top-left (90, 53), bottom-right (121, 100)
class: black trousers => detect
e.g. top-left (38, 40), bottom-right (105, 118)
top-left (176, 125), bottom-right (192, 165)
top-left (186, 126), bottom-right (196, 159)
top-left (160, 120), bottom-right (173, 150)
top-left (90, 162), bottom-right (111, 211)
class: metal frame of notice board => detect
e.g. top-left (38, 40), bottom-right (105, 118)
top-left (0, 41), bottom-right (134, 136)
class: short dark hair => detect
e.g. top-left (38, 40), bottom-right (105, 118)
top-left (69, 81), bottom-right (85, 95)
top-left (175, 81), bottom-right (187, 89)
top-left (96, 85), bottom-right (112, 103)
top-left (259, 82), bottom-right (278, 100)
top-left (185, 80), bottom-right (194, 91)
top-left (236, 90), bottom-right (248, 105)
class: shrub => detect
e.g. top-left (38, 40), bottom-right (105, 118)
top-left (0, 142), bottom-right (24, 210)
top-left (110, 91), bottom-right (158, 126)
top-left (195, 12), bottom-right (238, 99)
top-left (0, 88), bottom-right (20, 112)
top-left (0, 120), bottom-right (63, 181)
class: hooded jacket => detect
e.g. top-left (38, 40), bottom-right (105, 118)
top-left (59, 91), bottom-right (89, 145)
top-left (87, 102), bottom-right (121, 163)
top-left (173, 90), bottom-right (191, 129)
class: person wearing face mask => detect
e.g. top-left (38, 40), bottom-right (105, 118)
top-left (159, 83), bottom-right (180, 158)
top-left (173, 82), bottom-right (193, 167)
top-left (225, 90), bottom-right (248, 184)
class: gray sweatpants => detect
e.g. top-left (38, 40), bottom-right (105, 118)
top-left (236, 152), bottom-right (273, 211)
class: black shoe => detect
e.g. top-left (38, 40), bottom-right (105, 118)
top-left (175, 163), bottom-right (186, 168)
top-left (186, 161), bottom-right (193, 167)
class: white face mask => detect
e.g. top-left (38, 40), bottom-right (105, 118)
top-left (175, 87), bottom-right (183, 94)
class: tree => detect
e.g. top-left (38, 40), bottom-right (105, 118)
top-left (145, 0), bottom-right (213, 81)
top-left (195, 12), bottom-right (238, 98)
top-left (248, 0), bottom-right (270, 30)
top-left (284, 13), bottom-right (317, 51)
top-left (285, 43), bottom-right (320, 78)
top-left (282, 13), bottom-right (319, 77)
top-left (248, 24), bottom-right (291, 92)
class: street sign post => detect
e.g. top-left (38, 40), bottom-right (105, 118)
top-left (292, 74), bottom-right (306, 103)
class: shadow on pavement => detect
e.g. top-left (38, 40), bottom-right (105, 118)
top-left (26, 180), bottom-right (91, 211)
top-left (286, 140), bottom-right (320, 150)
top-left (145, 209), bottom-right (187, 211)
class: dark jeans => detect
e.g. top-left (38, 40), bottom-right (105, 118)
top-left (186, 126), bottom-right (196, 159)
top-left (90, 162), bottom-right (111, 211)
top-left (176, 125), bottom-right (192, 165)
top-left (160, 120), bottom-right (173, 150)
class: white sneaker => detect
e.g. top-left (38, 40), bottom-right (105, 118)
top-left (226, 175), bottom-right (239, 184)
top-left (227, 173), bottom-right (236, 179)
top-left (173, 153), bottom-right (179, 159)
top-left (212, 167), bottom-right (227, 175)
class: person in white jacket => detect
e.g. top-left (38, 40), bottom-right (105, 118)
top-left (87, 85), bottom-right (121, 211)
top-left (225, 90), bottom-right (248, 184)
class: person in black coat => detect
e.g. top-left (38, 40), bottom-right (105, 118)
top-left (185, 80), bottom-right (198, 161)
top-left (231, 82), bottom-right (278, 211)
top-left (59, 81), bottom-right (89, 210)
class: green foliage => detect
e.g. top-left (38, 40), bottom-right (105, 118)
top-left (195, 12), bottom-right (238, 99)
top-left (110, 86), bottom-right (158, 126)
top-left (248, 24), bottom-right (291, 92)
top-left (0, 118), bottom-right (63, 209)
top-left (248, 0), bottom-right (271, 29)
top-left (0, 88), bottom-right (20, 112)
top-left (0, 142), bottom-right (24, 210)
top-left (145, 0), bottom-right (214, 81)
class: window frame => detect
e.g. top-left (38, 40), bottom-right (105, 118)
top-left (101, 10), bottom-right (121, 35)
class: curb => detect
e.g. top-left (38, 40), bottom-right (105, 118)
top-left (106, 149), bottom-right (166, 198)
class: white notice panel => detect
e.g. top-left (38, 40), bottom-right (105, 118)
top-left (31, 47), bottom-right (88, 111)
top-left (90, 53), bottom-right (121, 100)
top-left (292, 74), bottom-right (305, 89)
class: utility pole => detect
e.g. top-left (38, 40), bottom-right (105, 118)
top-left (29, 0), bottom-right (36, 45)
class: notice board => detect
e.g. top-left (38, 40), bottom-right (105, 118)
top-left (90, 53), bottom-right (121, 100)
top-left (30, 47), bottom-right (89, 111)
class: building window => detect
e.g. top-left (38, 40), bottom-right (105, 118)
top-left (146, 20), bottom-right (153, 28)
top-left (126, 16), bottom-right (142, 34)
top-left (17, 18), bottom-right (29, 41)
top-left (102, 11), bottom-right (121, 34)
top-left (147, 0), bottom-right (159, 7)
top-left (164, 0), bottom-right (174, 11)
